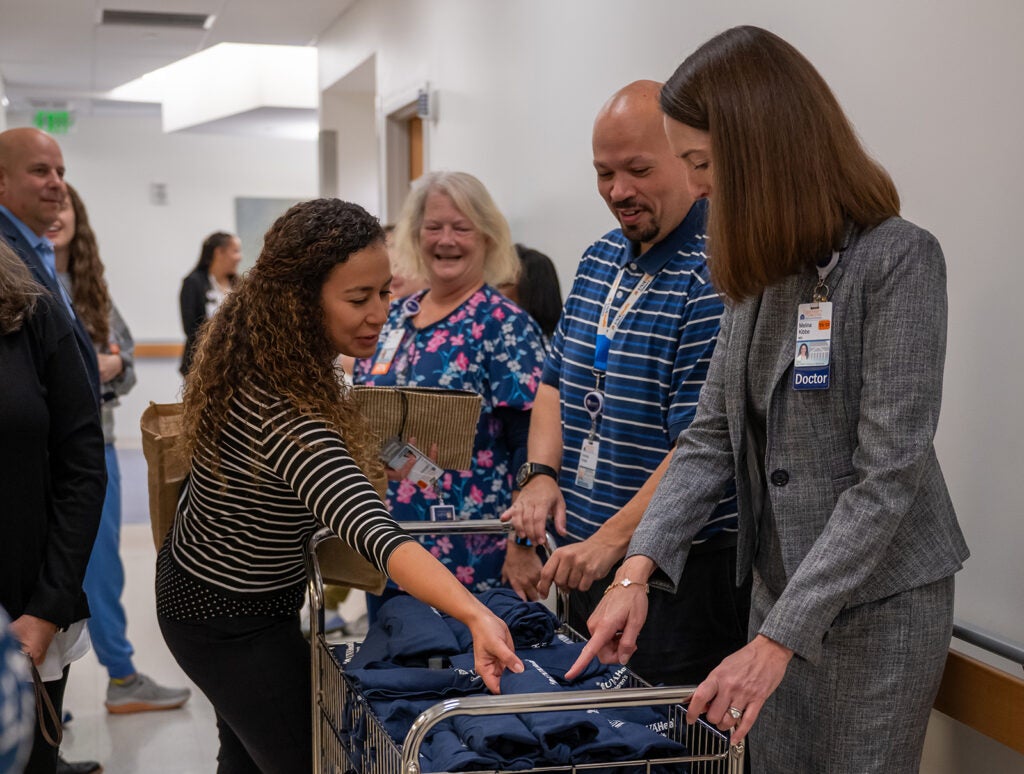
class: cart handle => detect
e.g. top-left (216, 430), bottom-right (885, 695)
top-left (400, 687), bottom-right (745, 773)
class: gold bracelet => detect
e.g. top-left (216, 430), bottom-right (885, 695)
top-left (603, 578), bottom-right (649, 595)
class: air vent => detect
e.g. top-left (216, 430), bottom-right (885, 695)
top-left (100, 9), bottom-right (214, 30)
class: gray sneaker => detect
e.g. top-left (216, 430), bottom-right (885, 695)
top-left (105, 673), bottom-right (191, 714)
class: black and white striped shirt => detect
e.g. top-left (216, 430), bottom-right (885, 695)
top-left (156, 382), bottom-right (412, 620)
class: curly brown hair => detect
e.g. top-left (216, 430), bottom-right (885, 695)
top-left (63, 184), bottom-right (111, 345)
top-left (181, 198), bottom-right (386, 478)
top-left (0, 239), bottom-right (42, 334)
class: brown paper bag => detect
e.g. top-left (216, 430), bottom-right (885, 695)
top-left (140, 402), bottom-right (387, 591)
top-left (351, 386), bottom-right (482, 470)
top-left (140, 402), bottom-right (187, 551)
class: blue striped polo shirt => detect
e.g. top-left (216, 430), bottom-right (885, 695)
top-left (543, 199), bottom-right (737, 543)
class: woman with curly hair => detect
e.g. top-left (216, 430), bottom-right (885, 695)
top-left (156, 198), bottom-right (524, 773)
top-left (49, 184), bottom-right (191, 716)
top-left (178, 230), bottom-right (241, 375)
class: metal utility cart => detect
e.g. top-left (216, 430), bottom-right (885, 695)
top-left (306, 521), bottom-right (744, 774)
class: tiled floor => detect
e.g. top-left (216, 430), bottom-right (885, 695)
top-left (58, 448), bottom-right (367, 773)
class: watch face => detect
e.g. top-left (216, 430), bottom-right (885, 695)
top-left (516, 465), bottom-right (530, 488)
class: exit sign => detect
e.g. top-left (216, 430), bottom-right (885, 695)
top-left (34, 110), bottom-right (73, 134)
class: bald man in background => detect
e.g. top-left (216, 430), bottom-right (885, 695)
top-left (502, 82), bottom-right (750, 686)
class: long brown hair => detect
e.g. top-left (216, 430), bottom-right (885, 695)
top-left (0, 239), bottom-right (42, 334)
top-left (182, 199), bottom-right (385, 478)
top-left (661, 26), bottom-right (900, 301)
top-left (63, 184), bottom-right (111, 345)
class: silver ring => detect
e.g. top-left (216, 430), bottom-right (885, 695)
top-left (728, 706), bottom-right (743, 721)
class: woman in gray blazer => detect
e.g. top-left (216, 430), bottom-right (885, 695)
top-left (569, 26), bottom-right (969, 772)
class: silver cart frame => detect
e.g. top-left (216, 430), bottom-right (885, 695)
top-left (306, 521), bottom-right (745, 774)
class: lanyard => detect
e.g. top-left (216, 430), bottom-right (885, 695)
top-left (813, 250), bottom-right (840, 303)
top-left (594, 266), bottom-right (655, 374)
top-left (585, 265), bottom-right (656, 439)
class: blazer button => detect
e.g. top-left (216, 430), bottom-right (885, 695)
top-left (770, 469), bottom-right (789, 487)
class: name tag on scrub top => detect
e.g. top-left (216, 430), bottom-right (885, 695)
top-left (793, 302), bottom-right (832, 390)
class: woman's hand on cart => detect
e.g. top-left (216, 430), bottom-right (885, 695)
top-left (468, 610), bottom-right (525, 693)
top-left (686, 634), bottom-right (794, 745)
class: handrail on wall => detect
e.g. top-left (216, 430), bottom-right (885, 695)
top-left (952, 619), bottom-right (1024, 667)
top-left (934, 618), bottom-right (1024, 755)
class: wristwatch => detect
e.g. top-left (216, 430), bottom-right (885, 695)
top-left (515, 461), bottom-right (558, 489)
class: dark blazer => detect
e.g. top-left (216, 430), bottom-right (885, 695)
top-left (0, 207), bottom-right (101, 403)
top-left (179, 267), bottom-right (211, 376)
top-left (631, 217), bottom-right (970, 663)
top-left (0, 294), bottom-right (105, 627)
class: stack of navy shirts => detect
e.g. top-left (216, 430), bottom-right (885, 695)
top-left (339, 589), bottom-right (689, 772)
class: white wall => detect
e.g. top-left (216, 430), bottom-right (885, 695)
top-left (318, 1), bottom-right (1024, 769)
top-left (6, 110), bottom-right (318, 441)
top-left (0, 72), bottom-right (7, 131)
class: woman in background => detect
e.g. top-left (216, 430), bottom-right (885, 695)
top-left (50, 184), bottom-right (191, 715)
top-left (501, 244), bottom-right (563, 351)
top-left (157, 199), bottom-right (522, 773)
top-left (0, 240), bottom-right (105, 774)
top-left (178, 230), bottom-right (241, 375)
top-left (353, 171), bottom-right (546, 614)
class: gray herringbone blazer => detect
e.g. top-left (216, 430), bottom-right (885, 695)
top-left (630, 217), bottom-right (969, 663)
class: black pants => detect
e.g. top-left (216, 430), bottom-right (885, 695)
top-left (158, 613), bottom-right (311, 774)
top-left (24, 665), bottom-right (68, 774)
top-left (567, 538), bottom-right (751, 687)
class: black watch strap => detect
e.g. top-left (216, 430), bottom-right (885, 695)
top-left (516, 462), bottom-right (558, 489)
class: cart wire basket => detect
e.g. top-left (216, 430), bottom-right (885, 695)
top-left (306, 521), bottom-right (745, 774)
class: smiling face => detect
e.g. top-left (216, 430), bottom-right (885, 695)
top-left (663, 116), bottom-right (714, 202)
top-left (320, 240), bottom-right (392, 358)
top-left (0, 129), bottom-right (67, 236)
top-left (417, 190), bottom-right (486, 291)
top-left (47, 193), bottom-right (76, 251)
top-left (592, 91), bottom-right (694, 253)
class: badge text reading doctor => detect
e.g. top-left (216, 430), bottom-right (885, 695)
top-left (793, 302), bottom-right (832, 390)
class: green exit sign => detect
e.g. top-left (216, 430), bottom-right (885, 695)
top-left (34, 110), bottom-right (73, 134)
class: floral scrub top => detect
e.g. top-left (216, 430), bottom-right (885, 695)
top-left (353, 284), bottom-right (545, 591)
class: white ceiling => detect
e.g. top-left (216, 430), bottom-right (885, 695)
top-left (0, 0), bottom-right (354, 116)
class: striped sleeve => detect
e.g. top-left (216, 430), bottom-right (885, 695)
top-left (260, 406), bottom-right (414, 574)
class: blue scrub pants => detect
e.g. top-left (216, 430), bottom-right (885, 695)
top-left (82, 444), bottom-right (136, 679)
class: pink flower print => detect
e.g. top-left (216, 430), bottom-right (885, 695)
top-left (422, 486), bottom-right (438, 502)
top-left (430, 546), bottom-right (442, 558)
top-left (493, 306), bottom-right (506, 321)
top-left (476, 449), bottom-right (494, 468)
top-left (469, 485), bottom-right (484, 505)
top-left (455, 566), bottom-right (475, 585)
top-left (434, 536), bottom-right (453, 556)
top-left (450, 334), bottom-right (465, 347)
top-left (455, 351), bottom-right (469, 371)
top-left (471, 322), bottom-right (485, 339)
top-left (426, 329), bottom-right (449, 353)
top-left (442, 473), bottom-right (453, 489)
top-left (396, 479), bottom-right (418, 504)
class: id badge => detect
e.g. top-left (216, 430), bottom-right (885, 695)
top-left (430, 504), bottom-right (457, 521)
top-left (371, 329), bottom-right (406, 375)
top-left (575, 438), bottom-right (600, 490)
top-left (793, 302), bottom-right (832, 391)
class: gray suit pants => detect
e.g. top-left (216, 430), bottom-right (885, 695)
top-left (749, 574), bottom-right (953, 773)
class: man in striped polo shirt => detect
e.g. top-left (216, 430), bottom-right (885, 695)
top-left (502, 81), bottom-right (750, 686)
